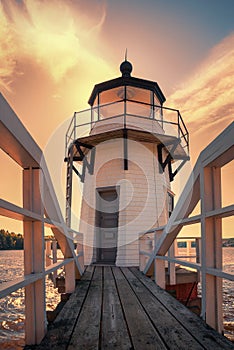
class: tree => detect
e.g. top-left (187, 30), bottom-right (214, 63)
top-left (0, 229), bottom-right (24, 250)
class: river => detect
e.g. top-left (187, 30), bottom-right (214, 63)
top-left (0, 248), bottom-right (233, 348)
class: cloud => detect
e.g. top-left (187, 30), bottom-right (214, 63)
top-left (168, 33), bottom-right (234, 136)
top-left (0, 3), bottom-right (18, 91)
top-left (0, 0), bottom-right (110, 90)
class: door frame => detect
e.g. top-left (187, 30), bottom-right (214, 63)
top-left (95, 185), bottom-right (120, 264)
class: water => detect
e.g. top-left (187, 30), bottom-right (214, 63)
top-left (222, 248), bottom-right (234, 341)
top-left (0, 249), bottom-right (233, 348)
top-left (0, 250), bottom-right (61, 349)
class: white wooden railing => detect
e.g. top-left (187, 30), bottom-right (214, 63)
top-left (0, 93), bottom-right (84, 345)
top-left (140, 121), bottom-right (234, 334)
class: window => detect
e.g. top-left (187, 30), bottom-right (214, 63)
top-left (168, 191), bottom-right (174, 217)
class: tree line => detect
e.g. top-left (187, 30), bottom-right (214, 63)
top-left (0, 229), bottom-right (23, 250)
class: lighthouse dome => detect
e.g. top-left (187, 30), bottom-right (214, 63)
top-left (120, 60), bottom-right (133, 77)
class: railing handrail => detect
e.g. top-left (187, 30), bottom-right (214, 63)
top-left (0, 257), bottom-right (74, 299)
top-left (65, 100), bottom-right (189, 157)
top-left (138, 203), bottom-right (234, 240)
top-left (139, 240), bottom-right (234, 282)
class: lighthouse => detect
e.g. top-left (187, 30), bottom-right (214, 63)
top-left (65, 59), bottom-right (189, 267)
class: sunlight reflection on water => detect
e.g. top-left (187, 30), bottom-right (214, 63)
top-left (0, 250), bottom-right (61, 348)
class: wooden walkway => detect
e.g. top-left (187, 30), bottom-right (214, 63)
top-left (34, 266), bottom-right (233, 350)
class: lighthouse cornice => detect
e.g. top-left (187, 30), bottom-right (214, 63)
top-left (88, 75), bottom-right (166, 106)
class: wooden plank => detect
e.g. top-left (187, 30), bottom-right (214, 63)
top-left (0, 198), bottom-right (42, 222)
top-left (101, 266), bottom-right (132, 349)
top-left (112, 267), bottom-right (167, 350)
top-left (80, 265), bottom-right (95, 281)
top-left (0, 274), bottom-right (42, 298)
top-left (121, 267), bottom-right (203, 350)
top-left (0, 259), bottom-right (75, 299)
top-left (131, 268), bottom-right (234, 350)
top-left (37, 266), bottom-right (94, 350)
top-left (68, 266), bottom-right (103, 350)
top-left (0, 94), bottom-right (41, 167)
top-left (23, 168), bottom-right (45, 345)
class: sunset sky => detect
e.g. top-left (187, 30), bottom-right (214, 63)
top-left (0, 0), bottom-right (233, 237)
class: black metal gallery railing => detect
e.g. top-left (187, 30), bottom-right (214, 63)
top-left (65, 100), bottom-right (189, 157)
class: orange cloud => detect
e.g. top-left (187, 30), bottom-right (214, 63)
top-left (0, 0), bottom-right (112, 91)
top-left (0, 3), bottom-right (18, 91)
top-left (168, 34), bottom-right (234, 235)
top-left (0, 0), bottom-right (116, 150)
top-left (168, 33), bottom-right (234, 139)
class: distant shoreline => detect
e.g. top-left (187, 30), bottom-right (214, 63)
top-left (0, 246), bottom-right (234, 251)
top-left (0, 228), bottom-right (234, 250)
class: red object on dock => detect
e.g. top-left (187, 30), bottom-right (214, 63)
top-left (166, 282), bottom-right (198, 301)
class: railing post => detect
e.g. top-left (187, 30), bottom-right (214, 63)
top-left (91, 106), bottom-right (93, 124)
top-left (45, 240), bottom-right (51, 267)
top-left (200, 166), bottom-right (223, 333)
top-left (196, 238), bottom-right (201, 264)
top-left (139, 234), bottom-right (152, 272)
top-left (139, 235), bottom-right (146, 272)
top-left (187, 239), bottom-right (193, 262)
top-left (154, 230), bottom-right (165, 289)
top-left (98, 94), bottom-right (100, 121)
top-left (65, 259), bottom-right (76, 293)
top-left (76, 234), bottom-right (84, 278)
top-left (23, 167), bottom-right (46, 345)
top-left (160, 106), bottom-right (163, 129)
top-left (177, 111), bottom-right (180, 139)
top-left (52, 241), bottom-right (58, 282)
top-left (139, 240), bottom-right (144, 272)
top-left (168, 242), bottom-right (176, 285)
top-left (73, 112), bottom-right (76, 141)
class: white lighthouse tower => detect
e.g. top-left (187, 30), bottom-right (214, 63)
top-left (65, 60), bottom-right (189, 267)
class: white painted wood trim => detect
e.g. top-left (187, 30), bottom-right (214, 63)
top-left (0, 258), bottom-right (74, 299)
top-left (0, 198), bottom-right (42, 221)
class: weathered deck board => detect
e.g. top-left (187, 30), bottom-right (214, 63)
top-left (68, 266), bottom-right (103, 349)
top-left (130, 267), bottom-right (233, 350)
top-left (121, 267), bottom-right (203, 350)
top-left (112, 267), bottom-right (167, 350)
top-left (34, 266), bottom-right (234, 350)
top-left (35, 266), bottom-right (94, 350)
top-left (101, 266), bottom-right (132, 349)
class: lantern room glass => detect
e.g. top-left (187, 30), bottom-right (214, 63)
top-left (91, 85), bottom-right (162, 121)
